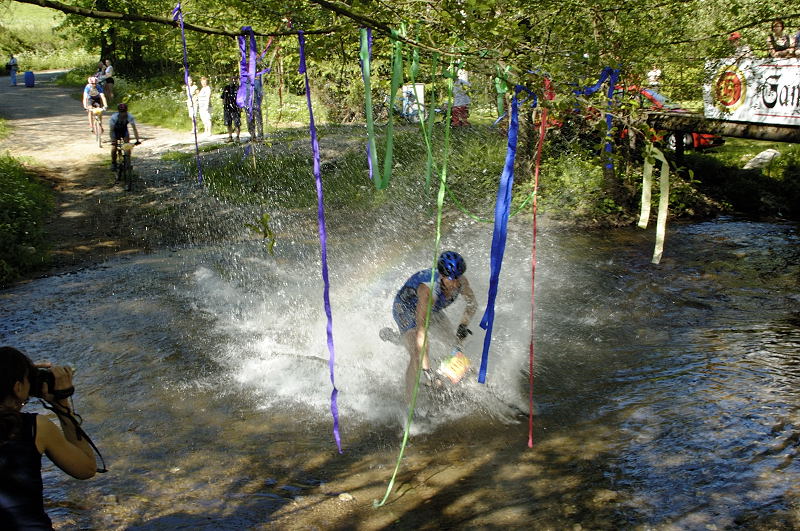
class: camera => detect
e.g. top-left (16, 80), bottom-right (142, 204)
top-left (29, 367), bottom-right (75, 400)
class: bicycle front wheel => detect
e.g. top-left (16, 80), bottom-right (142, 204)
top-left (123, 153), bottom-right (133, 191)
top-left (95, 118), bottom-right (102, 148)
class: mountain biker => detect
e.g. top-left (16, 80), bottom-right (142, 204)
top-left (382, 251), bottom-right (478, 402)
top-left (82, 76), bottom-right (108, 132)
top-left (109, 103), bottom-right (141, 170)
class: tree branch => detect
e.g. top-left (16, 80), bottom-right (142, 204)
top-left (10, 0), bottom-right (340, 37)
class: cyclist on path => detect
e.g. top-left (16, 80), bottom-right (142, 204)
top-left (82, 76), bottom-right (108, 132)
top-left (109, 103), bottom-right (140, 170)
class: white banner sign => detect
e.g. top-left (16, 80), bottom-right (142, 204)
top-left (704, 58), bottom-right (800, 126)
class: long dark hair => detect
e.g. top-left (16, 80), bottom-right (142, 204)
top-left (0, 346), bottom-right (34, 442)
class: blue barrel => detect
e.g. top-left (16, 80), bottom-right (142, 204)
top-left (24, 71), bottom-right (34, 87)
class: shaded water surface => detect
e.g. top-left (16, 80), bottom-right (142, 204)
top-left (1, 217), bottom-right (798, 529)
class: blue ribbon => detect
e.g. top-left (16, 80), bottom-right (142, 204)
top-left (298, 31), bottom-right (342, 453)
top-left (478, 85), bottom-right (529, 383)
top-left (171, 3), bottom-right (203, 183)
top-left (573, 67), bottom-right (620, 170)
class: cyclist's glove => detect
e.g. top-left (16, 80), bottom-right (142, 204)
top-left (456, 324), bottom-right (472, 341)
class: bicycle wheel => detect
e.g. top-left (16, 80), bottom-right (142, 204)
top-left (124, 152), bottom-right (133, 191)
top-left (116, 149), bottom-right (124, 184)
top-left (95, 116), bottom-right (102, 148)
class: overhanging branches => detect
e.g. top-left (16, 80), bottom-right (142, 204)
top-left (10, 0), bottom-right (470, 56)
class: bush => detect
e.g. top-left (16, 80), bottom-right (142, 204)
top-left (0, 154), bottom-right (53, 286)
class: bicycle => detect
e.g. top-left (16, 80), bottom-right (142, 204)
top-left (89, 106), bottom-right (105, 148)
top-left (113, 139), bottom-right (141, 191)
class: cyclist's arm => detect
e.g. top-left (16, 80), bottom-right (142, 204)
top-left (131, 123), bottom-right (140, 143)
top-left (100, 94), bottom-right (108, 108)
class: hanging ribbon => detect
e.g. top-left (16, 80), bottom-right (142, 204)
top-left (359, 28), bottom-right (379, 183)
top-left (407, 44), bottom-right (438, 192)
top-left (494, 65), bottom-right (511, 116)
top-left (374, 60), bottom-right (455, 508)
top-left (171, 3), bottom-right (203, 183)
top-left (358, 27), bottom-right (404, 189)
top-left (298, 31), bottom-right (342, 453)
top-left (478, 86), bottom-right (532, 384)
top-left (528, 77), bottom-right (553, 448)
top-left (237, 26), bottom-right (257, 123)
top-left (573, 67), bottom-right (620, 170)
top-left (638, 143), bottom-right (670, 264)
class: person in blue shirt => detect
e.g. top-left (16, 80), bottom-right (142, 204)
top-left (382, 251), bottom-right (477, 401)
top-left (108, 103), bottom-right (140, 170)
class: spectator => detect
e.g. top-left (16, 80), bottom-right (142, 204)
top-left (6, 54), bottom-right (18, 86)
top-left (246, 74), bottom-right (264, 142)
top-left (728, 32), bottom-right (753, 59)
top-left (768, 19), bottom-right (793, 58)
top-left (197, 76), bottom-right (213, 138)
top-left (0, 346), bottom-right (97, 529)
top-left (646, 64), bottom-right (662, 87)
top-left (221, 75), bottom-right (241, 143)
top-left (103, 59), bottom-right (115, 101)
top-left (185, 76), bottom-right (199, 133)
top-left (451, 69), bottom-right (471, 127)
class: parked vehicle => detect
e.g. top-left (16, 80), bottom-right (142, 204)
top-left (617, 85), bottom-right (725, 150)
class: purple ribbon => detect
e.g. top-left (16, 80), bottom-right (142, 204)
top-left (358, 28), bottom-right (374, 180)
top-left (237, 26), bottom-right (257, 122)
top-left (478, 86), bottom-right (528, 383)
top-left (171, 3), bottom-right (203, 183)
top-left (298, 31), bottom-right (342, 453)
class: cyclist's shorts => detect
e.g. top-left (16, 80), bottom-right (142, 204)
top-left (89, 96), bottom-right (103, 107)
top-left (111, 127), bottom-right (129, 141)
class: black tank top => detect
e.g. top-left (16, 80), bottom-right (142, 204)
top-left (0, 413), bottom-right (52, 530)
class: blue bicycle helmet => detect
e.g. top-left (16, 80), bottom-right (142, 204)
top-left (437, 251), bottom-right (466, 280)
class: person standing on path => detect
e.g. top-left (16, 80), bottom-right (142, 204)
top-left (451, 70), bottom-right (471, 127)
top-left (6, 54), bottom-right (18, 86)
top-left (103, 59), bottom-right (115, 102)
top-left (185, 76), bottom-right (199, 134)
top-left (221, 75), bottom-right (241, 142)
top-left (197, 76), bottom-right (213, 137)
top-left (246, 74), bottom-right (264, 142)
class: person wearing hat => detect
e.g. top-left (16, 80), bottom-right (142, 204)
top-left (728, 32), bottom-right (753, 59)
top-left (381, 251), bottom-right (478, 402)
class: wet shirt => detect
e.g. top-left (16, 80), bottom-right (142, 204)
top-left (83, 84), bottom-right (104, 98)
top-left (393, 269), bottom-right (461, 332)
top-left (0, 413), bottom-right (52, 530)
top-left (109, 112), bottom-right (136, 139)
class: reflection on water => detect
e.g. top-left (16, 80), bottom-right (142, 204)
top-left (1, 216), bottom-right (798, 528)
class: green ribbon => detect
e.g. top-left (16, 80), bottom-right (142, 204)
top-left (374, 59), bottom-right (455, 509)
top-left (408, 46), bottom-right (438, 192)
top-left (638, 143), bottom-right (670, 264)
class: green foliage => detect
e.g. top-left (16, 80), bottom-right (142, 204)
top-left (0, 2), bottom-right (95, 70)
top-left (0, 117), bottom-right (9, 140)
top-left (244, 212), bottom-right (276, 254)
top-left (0, 154), bottom-right (53, 286)
top-left (683, 139), bottom-right (800, 218)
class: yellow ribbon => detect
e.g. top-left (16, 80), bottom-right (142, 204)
top-left (638, 143), bottom-right (670, 264)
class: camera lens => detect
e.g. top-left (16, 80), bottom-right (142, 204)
top-left (30, 368), bottom-right (55, 398)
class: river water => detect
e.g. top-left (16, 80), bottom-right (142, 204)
top-left (1, 214), bottom-right (798, 529)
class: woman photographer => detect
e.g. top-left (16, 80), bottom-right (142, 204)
top-left (1, 346), bottom-right (96, 529)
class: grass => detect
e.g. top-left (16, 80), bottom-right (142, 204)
top-left (0, 3), bottom-right (95, 71)
top-left (0, 153), bottom-right (54, 286)
top-left (0, 117), bottom-right (9, 140)
top-left (682, 138), bottom-right (800, 218)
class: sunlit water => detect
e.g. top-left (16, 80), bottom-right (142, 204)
top-left (1, 214), bottom-right (798, 528)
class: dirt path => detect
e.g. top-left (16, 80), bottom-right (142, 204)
top-left (0, 70), bottom-right (235, 278)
